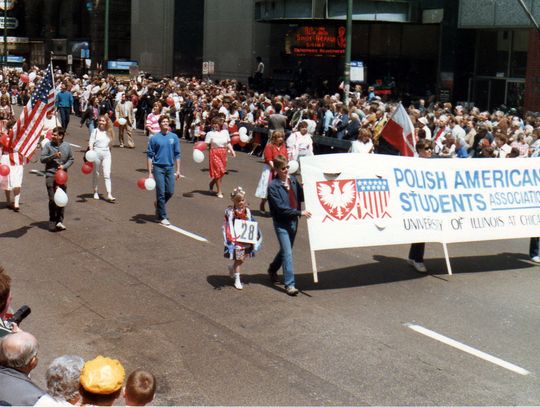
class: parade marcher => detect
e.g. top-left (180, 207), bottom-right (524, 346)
top-left (88, 116), bottom-right (115, 202)
top-left (349, 128), bottom-right (374, 154)
top-left (0, 121), bottom-right (22, 211)
top-left (146, 116), bottom-right (181, 226)
top-left (223, 186), bottom-right (260, 290)
top-left (205, 117), bottom-right (236, 198)
top-left (267, 155), bottom-right (311, 296)
top-left (0, 95), bottom-right (14, 133)
top-left (145, 101), bottom-right (162, 137)
top-left (255, 130), bottom-right (287, 213)
top-left (115, 92), bottom-right (135, 148)
top-left (286, 120), bottom-right (313, 165)
top-left (55, 82), bottom-right (74, 130)
top-left (407, 139), bottom-right (432, 273)
top-left (41, 109), bottom-right (61, 148)
top-left (40, 127), bottom-right (74, 231)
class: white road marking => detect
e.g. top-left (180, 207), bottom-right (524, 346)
top-left (405, 323), bottom-right (530, 376)
top-left (69, 143), bottom-right (82, 148)
top-left (161, 224), bottom-right (208, 242)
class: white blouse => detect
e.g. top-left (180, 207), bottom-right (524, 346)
top-left (205, 130), bottom-right (230, 148)
top-left (89, 129), bottom-right (111, 150)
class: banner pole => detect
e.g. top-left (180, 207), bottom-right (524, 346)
top-left (310, 249), bottom-right (318, 283)
top-left (442, 243), bottom-right (453, 276)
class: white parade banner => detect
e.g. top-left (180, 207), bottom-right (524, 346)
top-left (301, 153), bottom-right (540, 280)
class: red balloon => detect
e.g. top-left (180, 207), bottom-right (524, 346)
top-left (54, 169), bottom-right (68, 185)
top-left (230, 135), bottom-right (240, 145)
top-left (20, 74), bottom-right (29, 83)
top-left (0, 133), bottom-right (10, 149)
top-left (239, 141), bottom-right (247, 147)
top-left (0, 165), bottom-right (9, 176)
top-left (166, 97), bottom-right (174, 107)
top-left (193, 141), bottom-right (207, 152)
top-left (113, 120), bottom-right (120, 127)
top-left (46, 130), bottom-right (53, 140)
top-left (81, 163), bottom-right (93, 174)
top-left (137, 178), bottom-right (146, 190)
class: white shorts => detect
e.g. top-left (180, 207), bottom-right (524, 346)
top-left (0, 154), bottom-right (23, 190)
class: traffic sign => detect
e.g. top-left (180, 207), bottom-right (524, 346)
top-left (0, 17), bottom-right (18, 30)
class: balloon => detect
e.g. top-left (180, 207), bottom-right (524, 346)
top-left (166, 97), bottom-right (174, 106)
top-left (53, 188), bottom-right (68, 207)
top-left (230, 135), bottom-right (240, 145)
top-left (288, 160), bottom-right (299, 174)
top-left (54, 169), bottom-right (68, 185)
top-left (144, 177), bottom-right (156, 191)
top-left (238, 127), bottom-right (247, 136)
top-left (193, 141), bottom-right (207, 152)
top-left (0, 133), bottom-right (10, 148)
top-left (81, 163), bottom-right (93, 174)
top-left (113, 120), bottom-right (119, 127)
top-left (85, 150), bottom-right (98, 162)
top-left (238, 141), bottom-right (247, 147)
top-left (240, 133), bottom-right (250, 143)
top-left (20, 74), bottom-right (29, 83)
top-left (0, 165), bottom-right (9, 176)
top-left (193, 149), bottom-right (205, 163)
top-left (137, 178), bottom-right (146, 190)
top-left (29, 72), bottom-right (37, 82)
top-left (118, 118), bottom-right (127, 126)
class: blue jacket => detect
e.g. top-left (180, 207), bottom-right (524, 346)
top-left (147, 131), bottom-right (181, 167)
top-left (267, 175), bottom-right (303, 225)
top-left (55, 91), bottom-right (73, 108)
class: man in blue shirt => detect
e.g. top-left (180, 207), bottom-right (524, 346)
top-left (55, 82), bottom-right (74, 130)
top-left (146, 116), bottom-right (181, 226)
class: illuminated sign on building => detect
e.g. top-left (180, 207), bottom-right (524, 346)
top-left (285, 26), bottom-right (346, 57)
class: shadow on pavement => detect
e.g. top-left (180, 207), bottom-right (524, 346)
top-left (183, 190), bottom-right (215, 198)
top-left (29, 221), bottom-right (51, 232)
top-left (0, 225), bottom-right (32, 238)
top-left (129, 213), bottom-right (158, 224)
top-left (76, 193), bottom-right (95, 203)
top-left (207, 252), bottom-right (538, 293)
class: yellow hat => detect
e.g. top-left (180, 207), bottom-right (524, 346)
top-left (80, 356), bottom-right (125, 394)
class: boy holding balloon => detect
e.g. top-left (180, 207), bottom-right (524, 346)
top-left (40, 127), bottom-right (74, 231)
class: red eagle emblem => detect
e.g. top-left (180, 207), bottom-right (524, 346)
top-left (317, 180), bottom-right (357, 221)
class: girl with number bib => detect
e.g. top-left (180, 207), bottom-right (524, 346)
top-left (223, 187), bottom-right (262, 290)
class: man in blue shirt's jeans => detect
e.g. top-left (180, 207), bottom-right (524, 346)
top-left (146, 116), bottom-right (181, 226)
top-left (55, 82), bottom-right (74, 130)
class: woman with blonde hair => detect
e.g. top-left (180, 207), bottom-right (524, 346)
top-left (88, 115), bottom-right (115, 202)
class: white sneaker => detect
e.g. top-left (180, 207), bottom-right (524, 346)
top-left (93, 192), bottom-right (99, 200)
top-left (531, 256), bottom-right (540, 264)
top-left (234, 274), bottom-right (243, 290)
top-left (407, 259), bottom-right (427, 273)
top-left (106, 195), bottom-right (116, 202)
top-left (56, 222), bottom-right (66, 231)
top-left (160, 218), bottom-right (171, 226)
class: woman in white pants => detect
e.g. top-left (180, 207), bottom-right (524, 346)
top-left (88, 116), bottom-right (115, 202)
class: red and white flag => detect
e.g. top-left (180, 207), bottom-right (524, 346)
top-left (380, 103), bottom-right (416, 157)
top-left (9, 63), bottom-right (55, 165)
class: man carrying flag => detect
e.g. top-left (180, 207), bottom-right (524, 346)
top-left (378, 103), bottom-right (417, 157)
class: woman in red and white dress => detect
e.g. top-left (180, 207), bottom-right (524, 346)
top-left (0, 121), bottom-right (23, 211)
top-left (205, 117), bottom-right (236, 198)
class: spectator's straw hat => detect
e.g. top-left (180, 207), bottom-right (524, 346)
top-left (80, 356), bottom-right (125, 395)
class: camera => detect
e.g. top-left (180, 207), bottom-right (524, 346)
top-left (0, 306), bottom-right (31, 337)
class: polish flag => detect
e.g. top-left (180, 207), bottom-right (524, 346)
top-left (380, 103), bottom-right (417, 157)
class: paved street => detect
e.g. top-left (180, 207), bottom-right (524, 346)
top-left (1, 119), bottom-right (540, 405)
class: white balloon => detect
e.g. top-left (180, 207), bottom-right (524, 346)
top-left (238, 127), bottom-right (247, 136)
top-left (91, 85), bottom-right (101, 94)
top-left (85, 150), bottom-right (98, 163)
top-left (53, 188), bottom-right (68, 207)
top-left (118, 118), bottom-right (127, 126)
top-left (239, 133), bottom-right (250, 143)
top-left (29, 72), bottom-right (37, 81)
top-left (144, 178), bottom-right (156, 191)
top-left (288, 160), bottom-right (299, 175)
top-left (193, 149), bottom-right (205, 163)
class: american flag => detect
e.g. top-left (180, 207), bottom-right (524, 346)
top-left (356, 178), bottom-right (391, 219)
top-left (9, 64), bottom-right (55, 165)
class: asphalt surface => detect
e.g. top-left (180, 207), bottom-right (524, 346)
top-left (1, 117), bottom-right (540, 405)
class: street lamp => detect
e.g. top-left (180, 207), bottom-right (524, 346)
top-left (3, 0), bottom-right (7, 68)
